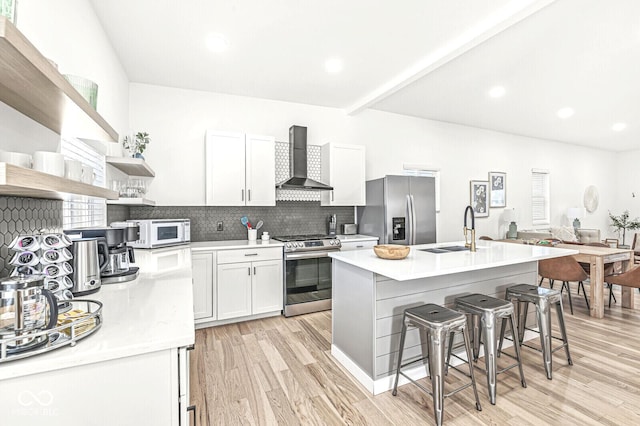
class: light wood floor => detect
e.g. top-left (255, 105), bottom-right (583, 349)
top-left (190, 283), bottom-right (640, 425)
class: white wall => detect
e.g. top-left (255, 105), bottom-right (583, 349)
top-left (615, 149), bottom-right (640, 245)
top-left (131, 83), bottom-right (619, 242)
top-left (0, 0), bottom-right (129, 152)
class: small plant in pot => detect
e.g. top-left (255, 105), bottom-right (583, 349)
top-left (123, 132), bottom-right (151, 159)
top-left (608, 210), bottom-right (640, 247)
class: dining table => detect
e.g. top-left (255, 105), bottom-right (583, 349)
top-left (556, 243), bottom-right (634, 318)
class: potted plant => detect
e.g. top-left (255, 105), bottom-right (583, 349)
top-left (608, 210), bottom-right (640, 247)
top-left (123, 132), bottom-right (151, 159)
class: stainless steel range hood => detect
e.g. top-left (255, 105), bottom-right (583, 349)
top-left (276, 125), bottom-right (333, 191)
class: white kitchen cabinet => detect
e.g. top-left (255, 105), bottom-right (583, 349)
top-left (217, 262), bottom-right (253, 320)
top-left (205, 130), bottom-right (276, 206)
top-left (0, 348), bottom-right (187, 426)
top-left (216, 246), bottom-right (283, 322)
top-left (192, 251), bottom-right (216, 322)
top-left (321, 143), bottom-right (366, 206)
top-left (252, 259), bottom-right (283, 314)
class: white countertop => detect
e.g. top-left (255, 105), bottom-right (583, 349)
top-left (191, 239), bottom-right (284, 251)
top-left (0, 246), bottom-right (195, 381)
top-left (337, 234), bottom-right (378, 242)
top-left (329, 240), bottom-right (579, 281)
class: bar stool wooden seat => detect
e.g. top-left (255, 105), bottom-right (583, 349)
top-left (451, 293), bottom-right (526, 405)
top-left (500, 284), bottom-right (572, 379)
top-left (392, 303), bottom-right (481, 425)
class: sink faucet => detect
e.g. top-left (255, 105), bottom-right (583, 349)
top-left (464, 205), bottom-right (477, 252)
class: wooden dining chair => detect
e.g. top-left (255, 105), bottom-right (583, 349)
top-left (538, 256), bottom-right (589, 315)
top-left (632, 233), bottom-right (640, 264)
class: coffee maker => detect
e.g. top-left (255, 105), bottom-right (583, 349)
top-left (64, 224), bottom-right (140, 284)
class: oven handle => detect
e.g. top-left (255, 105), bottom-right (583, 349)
top-left (285, 251), bottom-right (336, 260)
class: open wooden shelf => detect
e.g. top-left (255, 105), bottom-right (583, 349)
top-left (0, 17), bottom-right (118, 142)
top-left (0, 163), bottom-right (118, 200)
top-left (106, 198), bottom-right (156, 206)
top-left (106, 156), bottom-right (155, 177)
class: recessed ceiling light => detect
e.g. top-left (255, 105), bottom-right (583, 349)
top-left (611, 122), bottom-right (627, 132)
top-left (488, 86), bottom-right (506, 98)
top-left (206, 33), bottom-right (229, 53)
top-left (325, 58), bottom-right (343, 74)
top-left (557, 107), bottom-right (574, 119)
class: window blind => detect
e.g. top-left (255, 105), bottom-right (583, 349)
top-left (531, 169), bottom-right (550, 225)
top-left (60, 137), bottom-right (107, 229)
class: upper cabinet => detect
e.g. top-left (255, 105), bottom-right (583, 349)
top-left (321, 143), bottom-right (366, 206)
top-left (0, 17), bottom-right (118, 142)
top-left (205, 130), bottom-right (276, 206)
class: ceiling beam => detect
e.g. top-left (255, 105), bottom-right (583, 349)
top-left (346, 0), bottom-right (557, 115)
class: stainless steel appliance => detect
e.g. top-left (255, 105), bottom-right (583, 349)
top-left (64, 227), bottom-right (139, 284)
top-left (127, 219), bottom-right (191, 248)
top-left (328, 214), bottom-right (337, 236)
top-left (357, 175), bottom-right (437, 245)
top-left (341, 223), bottom-right (357, 235)
top-left (274, 234), bottom-right (341, 317)
top-left (69, 238), bottom-right (109, 295)
top-left (0, 275), bottom-right (58, 354)
top-left (275, 125), bottom-right (333, 190)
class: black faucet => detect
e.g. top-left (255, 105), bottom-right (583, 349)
top-left (464, 205), bottom-right (477, 252)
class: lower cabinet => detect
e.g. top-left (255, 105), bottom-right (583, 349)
top-left (192, 246), bottom-right (283, 326)
top-left (192, 251), bottom-right (216, 321)
top-left (340, 239), bottom-right (378, 251)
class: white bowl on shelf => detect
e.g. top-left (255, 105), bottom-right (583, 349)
top-left (33, 151), bottom-right (65, 177)
top-left (0, 151), bottom-right (32, 168)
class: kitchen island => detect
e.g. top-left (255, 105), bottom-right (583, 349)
top-left (0, 246), bottom-right (195, 426)
top-left (328, 240), bottom-right (577, 395)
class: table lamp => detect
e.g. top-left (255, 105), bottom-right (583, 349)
top-left (567, 207), bottom-right (585, 229)
top-left (504, 208), bottom-right (518, 239)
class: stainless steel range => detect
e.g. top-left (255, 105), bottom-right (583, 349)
top-left (274, 234), bottom-right (341, 317)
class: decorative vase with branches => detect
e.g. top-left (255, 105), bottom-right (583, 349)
top-left (608, 210), bottom-right (640, 246)
top-left (123, 132), bottom-right (151, 159)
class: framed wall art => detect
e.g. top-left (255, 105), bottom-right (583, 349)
top-left (470, 180), bottom-right (489, 217)
top-left (489, 171), bottom-right (506, 208)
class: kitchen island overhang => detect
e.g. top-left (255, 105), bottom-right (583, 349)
top-left (328, 240), bottom-right (578, 395)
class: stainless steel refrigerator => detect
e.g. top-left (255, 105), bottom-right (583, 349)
top-left (357, 175), bottom-right (436, 245)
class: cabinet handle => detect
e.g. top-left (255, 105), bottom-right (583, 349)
top-left (248, 189), bottom-right (251, 201)
top-left (187, 405), bottom-right (197, 426)
top-left (331, 190), bottom-right (334, 202)
top-left (248, 267), bottom-right (251, 275)
top-left (241, 189), bottom-right (245, 201)
top-left (356, 245), bottom-right (363, 248)
top-left (244, 253), bottom-right (258, 256)
top-left (253, 266), bottom-right (256, 275)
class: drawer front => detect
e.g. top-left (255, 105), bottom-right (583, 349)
top-left (217, 247), bottom-right (282, 264)
top-left (340, 240), bottom-right (378, 251)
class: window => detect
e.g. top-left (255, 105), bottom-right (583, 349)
top-left (60, 137), bottom-right (107, 228)
top-left (531, 169), bottom-right (550, 226)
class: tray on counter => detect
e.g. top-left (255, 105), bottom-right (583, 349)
top-left (0, 299), bottom-right (103, 363)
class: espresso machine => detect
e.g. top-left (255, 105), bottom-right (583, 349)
top-left (64, 223), bottom-right (140, 284)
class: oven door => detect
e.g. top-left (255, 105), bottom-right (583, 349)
top-left (150, 222), bottom-right (185, 247)
top-left (283, 251), bottom-right (333, 316)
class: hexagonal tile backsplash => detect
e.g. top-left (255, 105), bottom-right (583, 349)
top-left (0, 197), bottom-right (63, 277)
top-left (125, 201), bottom-right (354, 242)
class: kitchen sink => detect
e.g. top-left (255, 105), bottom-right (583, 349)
top-left (419, 245), bottom-right (471, 254)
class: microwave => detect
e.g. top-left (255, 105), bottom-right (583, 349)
top-left (127, 219), bottom-right (191, 248)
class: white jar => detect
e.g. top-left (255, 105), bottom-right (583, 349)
top-left (261, 232), bottom-right (270, 242)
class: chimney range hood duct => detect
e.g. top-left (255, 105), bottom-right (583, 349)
top-left (276, 125), bottom-right (333, 191)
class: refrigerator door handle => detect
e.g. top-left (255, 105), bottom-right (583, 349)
top-left (406, 194), bottom-right (413, 245)
top-left (409, 194), bottom-right (417, 245)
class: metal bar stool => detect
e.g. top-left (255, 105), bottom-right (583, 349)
top-left (450, 293), bottom-right (526, 405)
top-left (499, 284), bottom-right (572, 380)
top-left (392, 303), bottom-right (482, 426)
